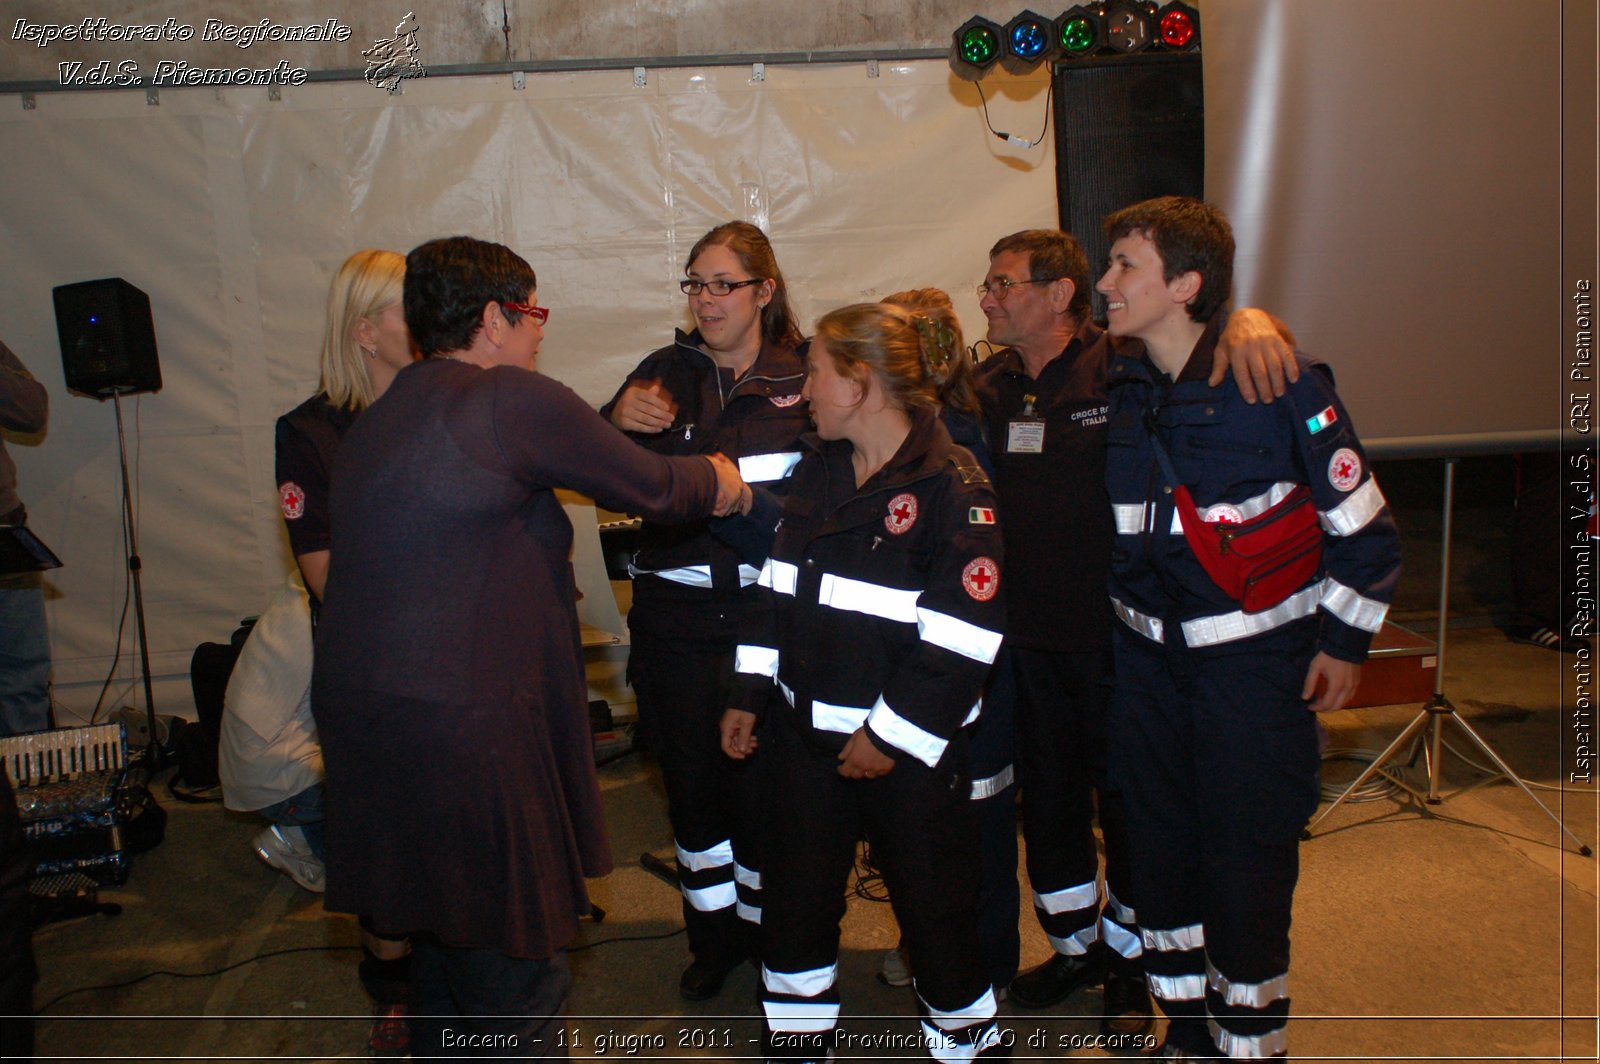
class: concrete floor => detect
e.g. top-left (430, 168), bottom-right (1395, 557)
top-left (18, 621), bottom-right (1598, 1062)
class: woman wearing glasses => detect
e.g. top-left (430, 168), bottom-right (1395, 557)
top-left (600, 221), bottom-right (810, 1001)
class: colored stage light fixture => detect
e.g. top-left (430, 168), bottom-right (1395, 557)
top-left (1103, 0), bottom-right (1156, 54)
top-left (1001, 10), bottom-right (1058, 74)
top-left (1156, 2), bottom-right (1199, 50)
top-left (950, 16), bottom-right (1003, 80)
top-left (1054, 4), bottom-right (1105, 58)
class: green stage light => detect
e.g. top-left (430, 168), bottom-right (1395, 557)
top-left (1054, 5), bottom-right (1105, 58)
top-left (950, 16), bottom-right (1004, 80)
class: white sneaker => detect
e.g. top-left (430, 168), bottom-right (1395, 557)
top-left (878, 946), bottom-right (912, 987)
top-left (253, 824), bottom-right (326, 893)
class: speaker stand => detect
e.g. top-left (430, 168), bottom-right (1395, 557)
top-left (1307, 458), bottom-right (1590, 855)
top-left (111, 390), bottom-right (161, 769)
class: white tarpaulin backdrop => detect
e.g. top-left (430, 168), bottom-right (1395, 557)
top-left (0, 61), bottom-right (1057, 722)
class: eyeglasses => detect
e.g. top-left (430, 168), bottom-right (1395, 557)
top-left (680, 278), bottom-right (764, 297)
top-left (975, 277), bottom-right (1059, 301)
top-left (501, 300), bottom-right (550, 325)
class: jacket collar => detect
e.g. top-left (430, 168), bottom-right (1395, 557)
top-left (993, 317), bottom-right (1105, 381)
top-left (673, 328), bottom-right (805, 386)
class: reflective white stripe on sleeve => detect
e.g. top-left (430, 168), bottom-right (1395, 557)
top-left (759, 559), bottom-right (799, 596)
top-left (1033, 880), bottom-right (1099, 916)
top-left (1148, 972), bottom-right (1207, 1003)
top-left (675, 838), bottom-right (732, 872)
top-left (1180, 583), bottom-right (1322, 647)
top-left (1321, 576), bottom-right (1389, 633)
top-left (917, 606), bottom-right (1003, 663)
top-left (1208, 959), bottom-right (1289, 1007)
top-left (962, 698), bottom-right (981, 726)
top-left (782, 679), bottom-right (873, 735)
top-left (813, 700), bottom-right (870, 735)
top-left (737, 563), bottom-right (762, 586)
top-left (1320, 476), bottom-right (1386, 536)
top-left (1112, 597), bottom-right (1165, 643)
top-left (866, 696), bottom-right (948, 767)
top-left (630, 562), bottom-right (713, 587)
top-left (735, 644), bottom-right (780, 678)
top-left (1209, 1018), bottom-right (1289, 1059)
top-left (763, 962), bottom-right (838, 998)
top-left (969, 763), bottom-right (1014, 800)
top-left (681, 879), bottom-right (736, 911)
top-left (817, 572), bottom-right (919, 623)
top-left (735, 862), bottom-right (762, 890)
top-left (736, 900), bottom-right (762, 924)
top-left (738, 451), bottom-right (803, 483)
top-left (1142, 922), bottom-right (1205, 953)
top-left (1226, 480), bottom-right (1299, 520)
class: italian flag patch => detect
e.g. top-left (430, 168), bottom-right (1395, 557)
top-left (1305, 406), bottom-right (1339, 434)
top-left (969, 506), bottom-right (996, 525)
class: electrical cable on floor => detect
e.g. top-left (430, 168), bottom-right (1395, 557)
top-left (33, 944), bottom-right (363, 1015)
top-left (569, 926), bottom-right (686, 953)
top-left (1319, 747), bottom-right (1403, 802)
top-left (851, 841), bottom-right (890, 903)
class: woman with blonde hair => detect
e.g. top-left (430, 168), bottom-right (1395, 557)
top-left (265, 248), bottom-right (416, 1056)
top-left (722, 302), bottom-right (1008, 1062)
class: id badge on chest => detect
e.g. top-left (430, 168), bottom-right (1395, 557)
top-left (1006, 394), bottom-right (1044, 454)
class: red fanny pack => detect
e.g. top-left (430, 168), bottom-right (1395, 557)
top-left (1170, 484), bottom-right (1323, 612)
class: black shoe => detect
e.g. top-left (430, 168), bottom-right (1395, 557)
top-left (1099, 969), bottom-right (1154, 1042)
top-left (1008, 949), bottom-right (1107, 1009)
top-left (679, 957), bottom-right (742, 1001)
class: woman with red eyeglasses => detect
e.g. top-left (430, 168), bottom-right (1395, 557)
top-left (599, 221), bottom-right (811, 1001)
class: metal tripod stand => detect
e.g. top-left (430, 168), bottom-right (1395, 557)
top-left (111, 389), bottom-right (162, 769)
top-left (1307, 458), bottom-right (1592, 856)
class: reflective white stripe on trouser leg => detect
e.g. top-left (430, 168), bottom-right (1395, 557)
top-left (735, 862), bottom-right (762, 924)
top-left (1106, 887), bottom-right (1137, 926)
top-left (676, 839), bottom-right (733, 872)
top-left (1142, 921), bottom-right (1206, 1002)
top-left (1045, 923), bottom-right (1100, 956)
top-left (919, 986), bottom-right (1001, 1064)
top-left (1208, 1017), bottom-right (1289, 1059)
top-left (1207, 958), bottom-right (1289, 1007)
top-left (763, 963), bottom-right (840, 1033)
top-left (1033, 879), bottom-right (1099, 916)
top-left (676, 839), bottom-right (736, 911)
top-left (1141, 922), bottom-right (1204, 953)
top-left (1146, 971), bottom-right (1207, 1003)
top-left (1101, 913), bottom-right (1142, 960)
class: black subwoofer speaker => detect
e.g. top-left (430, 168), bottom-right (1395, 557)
top-left (52, 277), bottom-right (162, 399)
top-left (1053, 54), bottom-right (1204, 321)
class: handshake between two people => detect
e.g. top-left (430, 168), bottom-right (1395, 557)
top-left (705, 452), bottom-right (753, 518)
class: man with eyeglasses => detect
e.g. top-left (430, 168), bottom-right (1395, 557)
top-left (972, 229), bottom-right (1296, 1038)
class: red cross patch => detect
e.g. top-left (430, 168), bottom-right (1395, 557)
top-left (1328, 448), bottom-right (1362, 493)
top-left (962, 556), bottom-right (1000, 601)
top-left (885, 492), bottom-right (918, 535)
top-left (279, 481), bottom-right (306, 520)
